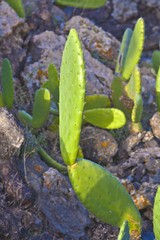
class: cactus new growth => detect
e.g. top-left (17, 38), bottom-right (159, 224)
top-left (1, 58), bottom-right (14, 110)
top-left (153, 186), bottom-right (160, 240)
top-left (117, 220), bottom-right (130, 240)
top-left (3, 0), bottom-right (25, 18)
top-left (55, 0), bottom-right (106, 8)
top-left (152, 50), bottom-right (160, 74)
top-left (156, 67), bottom-right (160, 113)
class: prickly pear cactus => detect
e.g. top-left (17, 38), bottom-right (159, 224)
top-left (4, 0), bottom-right (25, 18)
top-left (115, 28), bottom-right (133, 74)
top-left (55, 0), bottom-right (106, 8)
top-left (118, 220), bottom-right (130, 240)
top-left (153, 186), bottom-right (160, 240)
top-left (122, 18), bottom-right (144, 81)
top-left (0, 91), bottom-right (5, 107)
top-left (32, 88), bottom-right (51, 129)
top-left (68, 159), bottom-right (142, 236)
top-left (83, 108), bottom-right (126, 129)
top-left (18, 110), bottom-right (32, 128)
top-left (1, 58), bottom-right (14, 110)
top-left (125, 66), bottom-right (141, 100)
top-left (59, 29), bottom-right (86, 166)
top-left (156, 67), bottom-right (160, 113)
top-left (84, 94), bottom-right (111, 111)
top-left (131, 93), bottom-right (143, 123)
top-left (152, 50), bottom-right (160, 74)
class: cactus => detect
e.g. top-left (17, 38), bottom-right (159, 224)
top-left (3, 0), bottom-right (25, 18)
top-left (59, 29), bottom-right (86, 166)
top-left (83, 108), bottom-right (126, 129)
top-left (117, 220), bottom-right (130, 240)
top-left (32, 88), bottom-right (51, 129)
top-left (152, 50), bottom-right (160, 74)
top-left (84, 94), bottom-right (111, 111)
top-left (121, 18), bottom-right (144, 81)
top-left (153, 186), bottom-right (160, 240)
top-left (68, 159), bottom-right (141, 236)
top-left (18, 110), bottom-right (32, 128)
top-left (156, 67), bottom-right (160, 113)
top-left (55, 0), bottom-right (106, 8)
top-left (0, 91), bottom-right (5, 107)
top-left (1, 58), bottom-right (14, 110)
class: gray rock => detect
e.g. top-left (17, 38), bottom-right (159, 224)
top-left (65, 16), bottom-right (120, 70)
top-left (121, 132), bottom-right (145, 153)
top-left (111, 0), bottom-right (139, 22)
top-left (81, 126), bottom-right (118, 166)
top-left (150, 112), bottom-right (160, 139)
top-left (0, 108), bottom-right (24, 161)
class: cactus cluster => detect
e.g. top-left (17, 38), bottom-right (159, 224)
top-left (112, 18), bottom-right (144, 134)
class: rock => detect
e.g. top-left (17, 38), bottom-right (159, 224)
top-left (150, 112), bottom-right (160, 139)
top-left (81, 126), bottom-right (118, 166)
top-left (23, 29), bottom-right (113, 96)
top-left (0, 1), bottom-right (29, 74)
top-left (0, 108), bottom-right (24, 160)
top-left (121, 132), bottom-right (145, 153)
top-left (65, 16), bottom-right (120, 70)
top-left (111, 0), bottom-right (139, 22)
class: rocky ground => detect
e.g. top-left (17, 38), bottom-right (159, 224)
top-left (0, 0), bottom-right (160, 239)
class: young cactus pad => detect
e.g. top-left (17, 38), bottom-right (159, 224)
top-left (0, 92), bottom-right (5, 107)
top-left (84, 94), bottom-right (111, 111)
top-left (32, 88), bottom-right (51, 129)
top-left (55, 0), bottom-right (106, 8)
top-left (68, 159), bottom-right (142, 236)
top-left (131, 93), bottom-right (143, 123)
top-left (4, 0), bottom-right (25, 18)
top-left (122, 18), bottom-right (144, 81)
top-left (1, 58), bottom-right (14, 110)
top-left (59, 29), bottom-right (86, 166)
top-left (152, 50), bottom-right (160, 74)
top-left (156, 67), bottom-right (160, 113)
top-left (117, 220), bottom-right (130, 240)
top-left (83, 108), bottom-right (126, 129)
top-left (153, 186), bottom-right (160, 240)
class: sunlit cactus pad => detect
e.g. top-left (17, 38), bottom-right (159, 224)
top-left (55, 0), bottom-right (106, 8)
top-left (83, 108), bottom-right (126, 129)
top-left (156, 67), bottom-right (160, 113)
top-left (68, 159), bottom-right (141, 235)
top-left (59, 29), bottom-right (86, 166)
top-left (32, 88), bottom-right (51, 129)
top-left (153, 186), bottom-right (160, 240)
top-left (4, 0), bottom-right (25, 18)
top-left (84, 95), bottom-right (111, 111)
top-left (131, 93), bottom-right (143, 123)
top-left (118, 220), bottom-right (130, 240)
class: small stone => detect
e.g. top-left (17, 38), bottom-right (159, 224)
top-left (150, 112), bottom-right (160, 139)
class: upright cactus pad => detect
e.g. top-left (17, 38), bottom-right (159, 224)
top-left (118, 220), bottom-right (130, 240)
top-left (0, 91), bottom-right (5, 107)
top-left (68, 159), bottom-right (142, 236)
top-left (84, 94), bottom-right (111, 111)
top-left (55, 0), bottom-right (106, 8)
top-left (4, 0), bottom-right (25, 18)
top-left (131, 93), bottom-right (143, 123)
top-left (1, 58), bottom-right (14, 110)
top-left (156, 67), bottom-right (160, 113)
top-left (122, 18), bottom-right (144, 81)
top-left (32, 88), bottom-right (51, 129)
top-left (59, 29), bottom-right (86, 166)
top-left (125, 65), bottom-right (141, 100)
top-left (115, 28), bottom-right (133, 74)
top-left (152, 50), bottom-right (160, 74)
top-left (18, 110), bottom-right (32, 128)
top-left (153, 186), bottom-right (160, 240)
top-left (83, 108), bottom-right (126, 129)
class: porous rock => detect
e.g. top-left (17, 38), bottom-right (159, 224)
top-left (150, 112), bottom-right (160, 139)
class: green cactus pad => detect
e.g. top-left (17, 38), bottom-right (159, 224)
top-left (115, 28), bottom-right (133, 74)
top-left (18, 110), bottom-right (32, 128)
top-left (152, 50), bottom-right (160, 74)
top-left (4, 0), bottom-right (25, 18)
top-left (32, 88), bottom-right (51, 129)
top-left (59, 29), bottom-right (86, 166)
top-left (125, 65), bottom-right (141, 100)
top-left (1, 58), bottom-right (14, 110)
top-left (131, 93), bottom-right (143, 123)
top-left (68, 159), bottom-right (142, 236)
top-left (77, 145), bottom-right (84, 159)
top-left (122, 18), bottom-right (144, 81)
top-left (118, 220), bottom-right (130, 240)
top-left (156, 67), bottom-right (160, 113)
top-left (55, 0), bottom-right (106, 8)
top-left (0, 91), bottom-right (5, 107)
top-left (83, 108), bottom-right (126, 129)
top-left (49, 116), bottom-right (59, 134)
top-left (84, 95), bottom-right (111, 111)
top-left (153, 186), bottom-right (160, 240)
